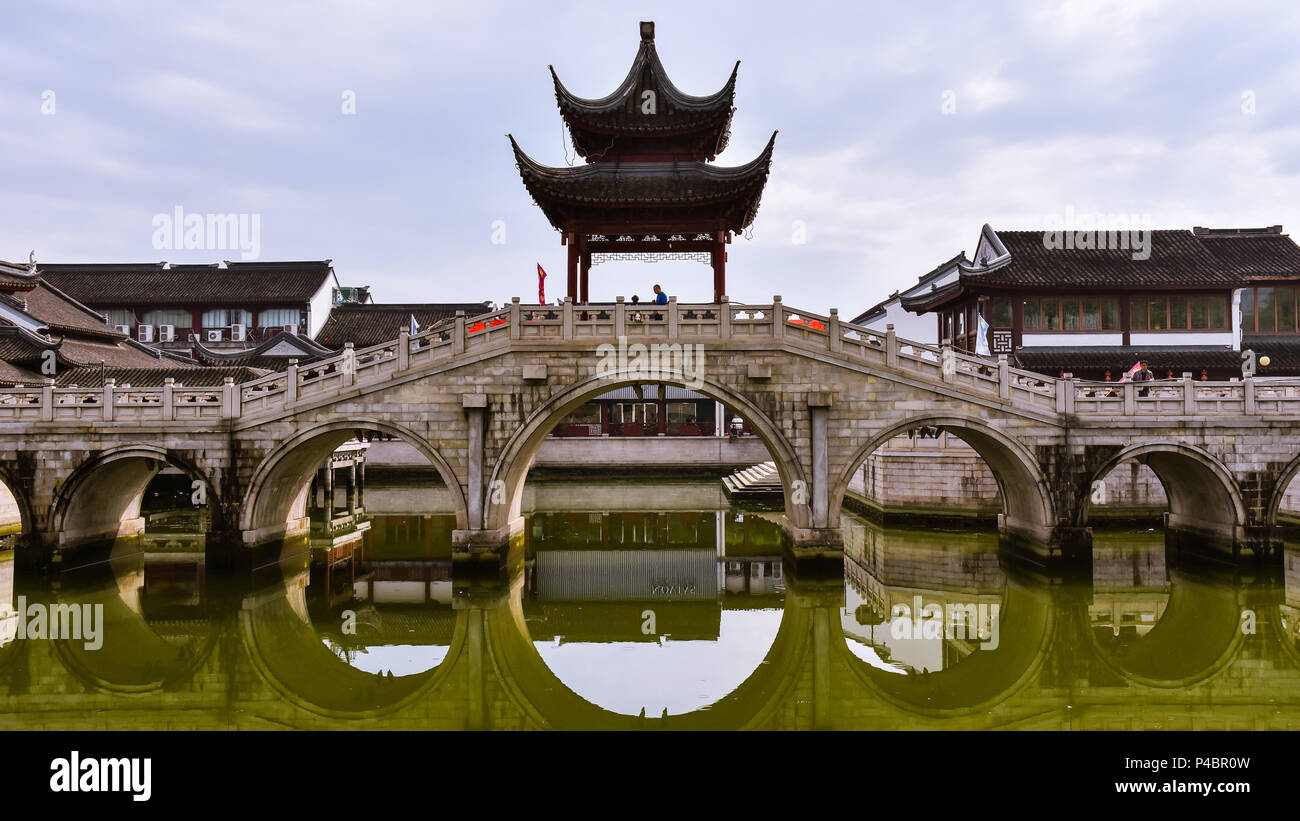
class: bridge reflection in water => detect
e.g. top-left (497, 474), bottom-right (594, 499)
top-left (0, 488), bottom-right (1297, 731)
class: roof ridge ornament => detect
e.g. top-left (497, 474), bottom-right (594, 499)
top-left (640, 21), bottom-right (654, 41)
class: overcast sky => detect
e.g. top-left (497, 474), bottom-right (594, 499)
top-left (5, 0), bottom-right (1300, 315)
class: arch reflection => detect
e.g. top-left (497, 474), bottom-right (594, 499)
top-left (521, 508), bottom-right (786, 717)
top-left (839, 511), bottom-right (1052, 712)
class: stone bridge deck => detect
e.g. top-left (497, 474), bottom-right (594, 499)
top-left (1, 299), bottom-right (1298, 564)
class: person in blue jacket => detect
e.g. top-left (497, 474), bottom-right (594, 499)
top-left (652, 284), bottom-right (669, 304)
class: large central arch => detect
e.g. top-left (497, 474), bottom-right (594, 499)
top-left (831, 413), bottom-right (1056, 542)
top-left (484, 370), bottom-right (806, 533)
top-left (240, 417), bottom-right (469, 546)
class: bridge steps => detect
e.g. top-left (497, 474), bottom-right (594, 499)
top-left (722, 460), bottom-right (783, 501)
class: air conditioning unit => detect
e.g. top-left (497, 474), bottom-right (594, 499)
top-left (230, 324), bottom-right (247, 342)
top-left (158, 324), bottom-right (175, 342)
top-left (137, 325), bottom-right (154, 343)
top-left (207, 329), bottom-right (224, 343)
top-left (114, 324), bottom-right (131, 335)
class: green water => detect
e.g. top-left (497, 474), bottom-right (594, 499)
top-left (0, 486), bottom-right (1292, 730)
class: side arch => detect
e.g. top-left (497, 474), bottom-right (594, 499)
top-left (1079, 443), bottom-right (1246, 540)
top-left (51, 445), bottom-right (221, 548)
top-left (239, 417), bottom-right (469, 544)
top-left (1265, 450), bottom-right (1300, 529)
top-left (483, 371), bottom-right (806, 531)
top-left (0, 460), bottom-right (35, 543)
top-left (831, 413), bottom-right (1056, 542)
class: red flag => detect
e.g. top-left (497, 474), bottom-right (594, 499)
top-left (537, 263), bottom-right (547, 304)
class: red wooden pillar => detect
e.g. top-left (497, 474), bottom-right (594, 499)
top-left (711, 231), bottom-right (726, 303)
top-left (579, 236), bottom-right (591, 305)
top-left (566, 233), bottom-right (578, 302)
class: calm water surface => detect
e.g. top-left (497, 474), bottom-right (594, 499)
top-left (0, 479), bottom-right (1292, 730)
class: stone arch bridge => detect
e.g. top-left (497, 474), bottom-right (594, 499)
top-left (2, 298), bottom-right (1299, 565)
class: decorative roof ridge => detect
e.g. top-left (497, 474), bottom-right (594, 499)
top-left (549, 23), bottom-right (739, 115)
top-left (0, 320), bottom-right (60, 350)
top-left (1192, 225), bottom-right (1284, 238)
top-left (509, 130), bottom-right (776, 179)
top-left (191, 330), bottom-right (333, 361)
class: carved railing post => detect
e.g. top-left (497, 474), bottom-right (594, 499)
top-left (397, 330), bottom-right (409, 371)
top-left (885, 323), bottom-right (898, 369)
top-left (221, 376), bottom-right (239, 419)
top-left (163, 377), bottom-right (175, 420)
top-left (509, 297), bottom-right (521, 341)
top-left (1123, 381), bottom-right (1136, 415)
top-left (771, 296), bottom-right (784, 340)
top-left (615, 296), bottom-right (626, 339)
top-left (454, 312), bottom-right (467, 355)
top-left (718, 295), bottom-right (730, 339)
top-left (998, 355), bottom-right (1010, 400)
top-left (41, 379), bottom-right (53, 422)
top-left (1244, 376), bottom-right (1256, 415)
top-left (287, 358), bottom-right (299, 405)
top-left (1057, 373), bottom-right (1075, 414)
top-left (342, 343), bottom-right (356, 388)
top-left (1182, 372), bottom-right (1195, 415)
top-left (102, 379), bottom-right (115, 421)
top-left (667, 296), bottom-right (679, 337)
top-left (562, 297), bottom-right (574, 340)
top-left (827, 308), bottom-right (840, 353)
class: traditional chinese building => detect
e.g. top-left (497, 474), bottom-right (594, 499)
top-left (892, 224), bottom-right (1300, 380)
top-left (510, 21), bottom-right (776, 304)
top-left (0, 259), bottom-right (262, 387)
top-left (39, 260), bottom-right (336, 357)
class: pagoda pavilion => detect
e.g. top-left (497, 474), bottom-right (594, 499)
top-left (510, 21), bottom-right (776, 304)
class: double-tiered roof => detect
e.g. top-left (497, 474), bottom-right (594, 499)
top-left (511, 21), bottom-right (776, 303)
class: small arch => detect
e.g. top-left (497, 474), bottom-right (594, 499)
top-left (832, 414), bottom-right (1056, 540)
top-left (0, 462), bottom-right (34, 545)
top-left (484, 372), bottom-right (805, 532)
top-left (240, 418), bottom-right (469, 543)
top-left (1265, 451), bottom-right (1300, 530)
top-left (51, 446), bottom-right (219, 549)
top-left (1080, 443), bottom-right (1246, 538)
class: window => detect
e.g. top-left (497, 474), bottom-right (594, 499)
top-left (1131, 294), bottom-right (1229, 332)
top-left (1148, 297), bottom-right (1166, 330)
top-left (1130, 297), bottom-right (1147, 331)
top-left (1257, 287), bottom-right (1276, 331)
top-left (955, 309), bottom-right (964, 337)
top-left (1023, 295), bottom-right (1119, 332)
top-left (1101, 298), bottom-right (1119, 330)
top-left (142, 309), bottom-right (191, 328)
top-left (1023, 298), bottom-right (1041, 331)
top-left (1043, 298), bottom-right (1061, 331)
top-left (202, 308), bottom-right (253, 328)
top-left (1241, 286), bottom-right (1300, 333)
top-left (259, 308), bottom-right (302, 328)
top-left (666, 402), bottom-right (697, 424)
top-left (563, 402), bottom-right (601, 425)
top-left (1064, 300), bottom-right (1081, 331)
top-left (613, 402), bottom-right (658, 425)
top-left (991, 298), bottom-right (1013, 328)
top-left (103, 309), bottom-right (133, 327)
top-left (1280, 287), bottom-right (1296, 332)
